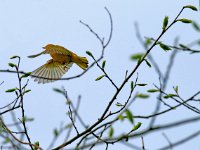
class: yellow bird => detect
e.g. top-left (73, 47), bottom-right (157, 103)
top-left (28, 44), bottom-right (88, 84)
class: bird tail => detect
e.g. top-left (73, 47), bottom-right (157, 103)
top-left (28, 51), bottom-right (44, 58)
top-left (31, 59), bottom-right (73, 84)
top-left (74, 56), bottom-right (88, 70)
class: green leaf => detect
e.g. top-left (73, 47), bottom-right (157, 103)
top-left (3, 137), bottom-right (11, 144)
top-left (34, 141), bottom-right (40, 150)
top-left (183, 5), bottom-right (198, 11)
top-left (125, 109), bottom-right (134, 124)
top-left (5, 137), bottom-right (11, 143)
top-left (21, 72), bottom-right (32, 78)
top-left (26, 117), bottom-right (34, 122)
top-left (145, 38), bottom-right (152, 46)
top-left (144, 59), bottom-right (151, 68)
top-left (177, 19), bottom-right (193, 24)
top-left (164, 94), bottom-right (178, 99)
top-left (162, 16), bottom-right (169, 30)
top-left (132, 122), bottom-right (142, 131)
top-left (5, 88), bottom-right (16, 93)
top-left (108, 127), bottom-right (114, 138)
top-left (130, 53), bottom-right (144, 61)
top-left (22, 116), bottom-right (26, 123)
top-left (23, 89), bottom-right (31, 94)
top-left (136, 93), bottom-right (149, 99)
top-left (95, 75), bottom-right (105, 81)
top-left (102, 60), bottom-right (106, 69)
top-left (10, 55), bottom-right (19, 59)
top-left (174, 86), bottom-right (179, 93)
top-left (34, 141), bottom-right (40, 146)
top-left (118, 114), bottom-right (124, 121)
top-left (21, 116), bottom-right (34, 123)
top-left (8, 63), bottom-right (16, 68)
top-left (21, 116), bottom-right (34, 122)
top-left (192, 21), bottom-right (200, 32)
top-left (137, 84), bottom-right (147, 86)
top-left (53, 88), bottom-right (65, 95)
top-left (147, 89), bottom-right (160, 93)
top-left (54, 128), bottom-right (59, 137)
top-left (159, 43), bottom-right (171, 51)
top-left (116, 102), bottom-right (123, 107)
top-left (86, 51), bottom-right (93, 57)
top-left (65, 123), bottom-right (72, 129)
top-left (130, 81), bottom-right (134, 91)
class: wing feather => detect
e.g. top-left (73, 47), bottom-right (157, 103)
top-left (45, 67), bottom-right (51, 83)
top-left (32, 65), bottom-right (45, 77)
top-left (37, 67), bottom-right (47, 84)
top-left (32, 66), bottom-right (46, 83)
top-left (53, 65), bottom-right (59, 79)
top-left (31, 59), bottom-right (73, 84)
top-left (55, 63), bottom-right (62, 78)
top-left (57, 65), bottom-right (65, 75)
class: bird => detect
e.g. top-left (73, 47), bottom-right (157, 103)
top-left (28, 44), bottom-right (88, 84)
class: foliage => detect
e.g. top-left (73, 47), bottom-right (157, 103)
top-left (0, 4), bottom-right (200, 150)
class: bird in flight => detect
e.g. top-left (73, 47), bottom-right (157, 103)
top-left (28, 44), bottom-right (88, 84)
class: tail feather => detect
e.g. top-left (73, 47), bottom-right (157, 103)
top-left (75, 57), bottom-right (88, 70)
top-left (28, 51), bottom-right (44, 58)
top-left (31, 59), bottom-right (73, 84)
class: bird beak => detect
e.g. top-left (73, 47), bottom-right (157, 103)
top-left (42, 47), bottom-right (45, 49)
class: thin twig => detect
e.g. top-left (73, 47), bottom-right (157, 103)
top-left (141, 136), bottom-right (145, 150)
top-left (162, 132), bottom-right (173, 150)
top-left (65, 91), bottom-right (79, 135)
top-left (90, 54), bottom-right (118, 90)
top-left (158, 130), bottom-right (200, 150)
top-left (15, 57), bottom-right (33, 150)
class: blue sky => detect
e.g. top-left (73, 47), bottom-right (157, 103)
top-left (0, 0), bottom-right (200, 149)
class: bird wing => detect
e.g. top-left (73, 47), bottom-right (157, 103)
top-left (44, 45), bottom-right (72, 56)
top-left (31, 59), bottom-right (73, 84)
top-left (28, 51), bottom-right (46, 58)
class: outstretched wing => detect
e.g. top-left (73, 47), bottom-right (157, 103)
top-left (28, 51), bottom-right (45, 58)
top-left (31, 59), bottom-right (73, 84)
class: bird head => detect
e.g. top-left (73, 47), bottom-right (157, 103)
top-left (43, 44), bottom-right (55, 49)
